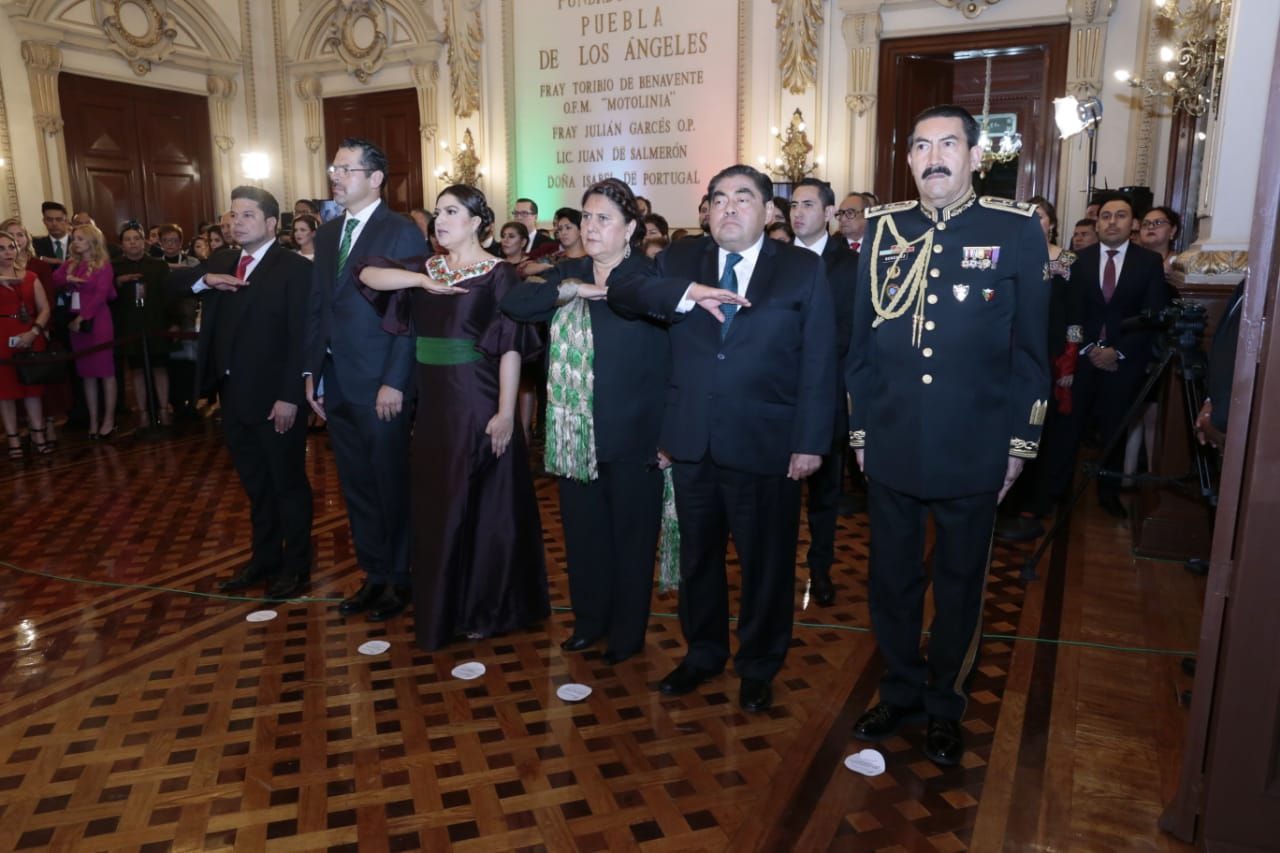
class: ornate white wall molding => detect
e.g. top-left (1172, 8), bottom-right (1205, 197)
top-left (94, 0), bottom-right (178, 76)
top-left (325, 0), bottom-right (389, 83)
top-left (207, 74), bottom-right (238, 154)
top-left (20, 40), bottom-right (64, 138)
top-left (1066, 0), bottom-right (1114, 99)
top-left (442, 0), bottom-right (482, 117)
top-left (932, 0), bottom-right (1003, 19)
top-left (841, 5), bottom-right (881, 117)
top-left (285, 0), bottom-right (442, 82)
top-left (0, 64), bottom-right (19, 215)
top-left (295, 75), bottom-right (324, 154)
top-left (775, 0), bottom-right (823, 95)
top-left (410, 61), bottom-right (439, 142)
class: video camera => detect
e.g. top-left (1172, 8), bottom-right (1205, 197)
top-left (1121, 299), bottom-right (1208, 353)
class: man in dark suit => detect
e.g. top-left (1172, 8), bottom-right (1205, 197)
top-left (790, 177), bottom-right (859, 607)
top-left (187, 186), bottom-right (313, 599)
top-left (846, 105), bottom-right (1050, 766)
top-left (512, 198), bottom-right (557, 254)
top-left (303, 138), bottom-right (428, 622)
top-left (1049, 192), bottom-right (1169, 518)
top-left (32, 201), bottom-right (70, 266)
top-left (608, 164), bottom-right (837, 714)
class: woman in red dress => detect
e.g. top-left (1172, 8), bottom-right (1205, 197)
top-left (0, 232), bottom-right (53, 458)
top-left (52, 223), bottom-right (118, 438)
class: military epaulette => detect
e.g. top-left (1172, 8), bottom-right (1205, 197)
top-left (865, 200), bottom-right (918, 218)
top-left (978, 196), bottom-right (1036, 217)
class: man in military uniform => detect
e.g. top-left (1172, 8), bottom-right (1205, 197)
top-left (846, 104), bottom-right (1050, 766)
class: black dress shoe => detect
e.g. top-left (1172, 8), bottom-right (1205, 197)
top-left (366, 587), bottom-right (410, 622)
top-left (739, 679), bottom-right (773, 713)
top-left (810, 573), bottom-right (836, 606)
top-left (560, 634), bottom-right (597, 653)
top-left (852, 702), bottom-right (925, 742)
top-left (219, 567), bottom-right (274, 592)
top-left (338, 582), bottom-right (386, 616)
top-left (266, 575), bottom-right (309, 599)
top-left (658, 661), bottom-right (722, 696)
top-left (922, 717), bottom-right (964, 766)
top-left (1098, 493), bottom-right (1128, 519)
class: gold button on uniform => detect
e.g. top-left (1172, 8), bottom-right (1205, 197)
top-left (933, 244), bottom-right (943, 254)
top-left (923, 347), bottom-right (934, 358)
top-left (922, 374), bottom-right (933, 384)
top-left (937, 222), bottom-right (947, 231)
top-left (925, 320), bottom-right (936, 331)
top-left (927, 294), bottom-right (938, 304)
top-left (930, 269), bottom-right (940, 278)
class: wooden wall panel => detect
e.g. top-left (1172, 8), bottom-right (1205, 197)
top-left (59, 73), bottom-right (214, 239)
top-left (322, 88), bottom-right (423, 214)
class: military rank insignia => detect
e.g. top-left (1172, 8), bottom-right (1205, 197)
top-left (962, 246), bottom-right (1000, 270)
top-left (982, 288), bottom-right (994, 301)
top-left (953, 284), bottom-right (969, 302)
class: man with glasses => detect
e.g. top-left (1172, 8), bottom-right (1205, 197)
top-left (512, 198), bottom-right (556, 254)
top-left (835, 193), bottom-right (868, 252)
top-left (304, 137), bottom-right (428, 622)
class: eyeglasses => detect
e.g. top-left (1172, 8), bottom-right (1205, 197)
top-left (1140, 218), bottom-right (1170, 228)
top-left (835, 208), bottom-right (863, 220)
top-left (512, 210), bottom-right (536, 218)
top-left (327, 165), bottom-right (372, 177)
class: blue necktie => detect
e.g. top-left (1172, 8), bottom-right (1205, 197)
top-left (718, 252), bottom-right (743, 339)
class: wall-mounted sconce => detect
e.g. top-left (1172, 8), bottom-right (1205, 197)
top-left (434, 128), bottom-right (483, 186)
top-left (757, 109), bottom-right (821, 184)
top-left (1114, 0), bottom-right (1231, 117)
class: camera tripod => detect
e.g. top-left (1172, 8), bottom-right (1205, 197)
top-left (1022, 326), bottom-right (1218, 580)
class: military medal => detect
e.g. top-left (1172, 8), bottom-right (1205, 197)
top-left (962, 246), bottom-right (1000, 270)
top-left (953, 284), bottom-right (970, 302)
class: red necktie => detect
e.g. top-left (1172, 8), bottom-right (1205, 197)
top-left (236, 254), bottom-right (252, 280)
top-left (1102, 249), bottom-right (1117, 303)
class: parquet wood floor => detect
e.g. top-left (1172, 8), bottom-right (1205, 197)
top-left (0, 422), bottom-right (1204, 852)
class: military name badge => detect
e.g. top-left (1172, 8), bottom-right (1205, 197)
top-left (953, 284), bottom-right (970, 302)
top-left (962, 246), bottom-right (1000, 270)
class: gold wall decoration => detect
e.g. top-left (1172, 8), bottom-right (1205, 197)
top-left (933, 0), bottom-right (1003, 18)
top-left (20, 41), bottom-right (64, 138)
top-left (95, 0), bottom-right (179, 76)
top-left (775, 0), bottom-right (823, 95)
top-left (326, 0), bottom-right (390, 83)
top-left (1067, 0), bottom-right (1114, 99)
top-left (841, 9), bottom-right (881, 118)
top-left (207, 75), bottom-right (238, 154)
top-left (443, 0), bottom-right (483, 118)
top-left (1176, 249), bottom-right (1248, 276)
top-left (411, 62), bottom-right (440, 142)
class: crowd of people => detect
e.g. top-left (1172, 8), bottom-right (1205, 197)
top-left (0, 104), bottom-right (1196, 768)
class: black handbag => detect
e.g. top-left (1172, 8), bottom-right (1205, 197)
top-left (76, 317), bottom-right (93, 335)
top-left (13, 344), bottom-right (70, 385)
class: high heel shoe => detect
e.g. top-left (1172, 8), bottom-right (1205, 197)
top-left (97, 426), bottom-right (117, 440)
top-left (28, 427), bottom-right (53, 455)
top-left (6, 433), bottom-right (23, 460)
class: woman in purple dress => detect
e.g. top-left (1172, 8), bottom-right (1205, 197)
top-left (52, 224), bottom-right (117, 438)
top-left (357, 185), bottom-right (548, 651)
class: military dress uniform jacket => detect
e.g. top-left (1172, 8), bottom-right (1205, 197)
top-left (846, 192), bottom-right (1050, 500)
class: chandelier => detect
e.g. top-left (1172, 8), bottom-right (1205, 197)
top-left (976, 53), bottom-right (1022, 176)
top-left (1115, 0), bottom-right (1232, 117)
top-left (434, 128), bottom-right (483, 186)
top-left (758, 109), bottom-right (821, 184)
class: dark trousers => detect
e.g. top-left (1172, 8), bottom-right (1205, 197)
top-left (866, 478), bottom-right (997, 720)
top-left (322, 356), bottom-right (411, 586)
top-left (223, 402), bottom-right (313, 580)
top-left (805, 408), bottom-right (845, 577)
top-left (1050, 359), bottom-right (1147, 501)
top-left (672, 457), bottom-right (801, 681)
top-left (559, 462), bottom-right (664, 656)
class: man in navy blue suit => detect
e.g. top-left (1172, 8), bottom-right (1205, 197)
top-left (304, 138), bottom-right (428, 622)
top-left (608, 164), bottom-right (837, 714)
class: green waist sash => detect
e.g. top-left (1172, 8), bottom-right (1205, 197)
top-left (416, 336), bottom-right (482, 365)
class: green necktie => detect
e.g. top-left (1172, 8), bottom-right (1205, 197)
top-left (53, 239), bottom-right (63, 260)
top-left (336, 218), bottom-right (359, 278)
top-left (718, 252), bottom-right (743, 339)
